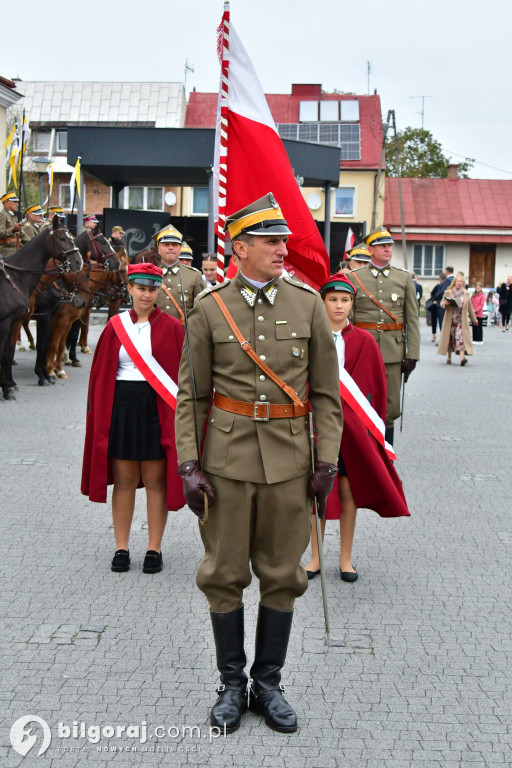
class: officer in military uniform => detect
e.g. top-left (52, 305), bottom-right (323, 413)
top-left (80, 214), bottom-right (99, 235)
top-left (178, 240), bottom-right (194, 264)
top-left (154, 226), bottom-right (205, 323)
top-left (347, 241), bottom-right (371, 268)
top-left (0, 192), bottom-right (22, 256)
top-left (42, 206), bottom-right (66, 230)
top-left (108, 225), bottom-right (126, 251)
top-left (350, 228), bottom-right (420, 444)
top-left (175, 193), bottom-right (343, 734)
top-left (20, 204), bottom-right (46, 244)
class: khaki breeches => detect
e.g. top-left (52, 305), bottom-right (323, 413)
top-left (196, 473), bottom-right (312, 613)
top-left (385, 361), bottom-right (403, 427)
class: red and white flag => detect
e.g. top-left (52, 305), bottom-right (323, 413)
top-left (344, 227), bottom-right (356, 259)
top-left (214, 8), bottom-right (330, 289)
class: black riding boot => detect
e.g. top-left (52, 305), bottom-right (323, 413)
top-left (249, 605), bottom-right (298, 732)
top-left (385, 426), bottom-right (394, 447)
top-left (209, 606), bottom-right (248, 733)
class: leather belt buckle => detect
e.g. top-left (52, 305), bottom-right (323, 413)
top-left (253, 401), bottom-right (270, 421)
top-left (376, 321), bottom-right (384, 332)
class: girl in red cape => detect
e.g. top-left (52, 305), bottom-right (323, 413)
top-left (81, 263), bottom-right (185, 574)
top-left (305, 273), bottom-right (410, 583)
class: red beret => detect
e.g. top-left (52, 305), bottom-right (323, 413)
top-left (320, 273), bottom-right (356, 296)
top-left (127, 263), bottom-right (163, 286)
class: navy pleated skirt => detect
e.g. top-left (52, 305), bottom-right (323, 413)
top-left (108, 381), bottom-right (165, 461)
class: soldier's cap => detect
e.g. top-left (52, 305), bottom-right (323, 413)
top-left (320, 273), bottom-right (356, 297)
top-left (111, 225), bottom-right (125, 235)
top-left (84, 214), bottom-right (99, 224)
top-left (225, 192), bottom-right (292, 240)
top-left (1, 192), bottom-right (19, 204)
top-left (155, 225), bottom-right (183, 244)
top-left (180, 241), bottom-right (193, 258)
top-left (26, 204), bottom-right (45, 216)
top-left (348, 242), bottom-right (371, 263)
top-left (127, 262), bottom-right (163, 286)
top-left (364, 228), bottom-right (394, 247)
top-left (50, 206), bottom-right (66, 218)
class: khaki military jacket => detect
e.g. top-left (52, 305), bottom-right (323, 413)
top-left (20, 220), bottom-right (43, 244)
top-left (351, 263), bottom-right (420, 364)
top-left (175, 273), bottom-right (343, 484)
top-left (155, 261), bottom-right (206, 320)
top-left (0, 208), bottom-right (20, 254)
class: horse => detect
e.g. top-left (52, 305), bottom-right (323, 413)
top-left (131, 245), bottom-right (159, 265)
top-left (0, 219), bottom-right (82, 400)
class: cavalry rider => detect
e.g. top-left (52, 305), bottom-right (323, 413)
top-left (108, 225), bottom-right (126, 252)
top-left (0, 192), bottom-right (22, 256)
top-left (80, 213), bottom-right (99, 235)
top-left (21, 204), bottom-right (46, 244)
top-left (175, 192), bottom-right (343, 734)
top-left (154, 225), bottom-right (206, 324)
top-left (350, 228), bottom-right (420, 445)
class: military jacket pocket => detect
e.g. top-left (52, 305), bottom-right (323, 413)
top-left (275, 323), bottom-right (311, 368)
top-left (203, 407), bottom-right (235, 470)
top-left (211, 326), bottom-right (253, 372)
top-left (289, 416), bottom-right (310, 471)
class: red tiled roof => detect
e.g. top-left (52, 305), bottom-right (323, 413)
top-left (185, 89), bottom-right (383, 169)
top-left (385, 177), bottom-right (512, 229)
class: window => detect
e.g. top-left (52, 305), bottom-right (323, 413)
top-left (59, 183), bottom-right (85, 210)
top-left (299, 101), bottom-right (318, 121)
top-left (192, 188), bottom-right (209, 215)
top-left (334, 188), bottom-right (355, 217)
top-left (413, 244), bottom-right (444, 277)
top-left (121, 186), bottom-right (163, 211)
top-left (340, 101), bottom-right (359, 121)
top-left (319, 101), bottom-right (338, 122)
top-left (56, 131), bottom-right (67, 153)
top-left (32, 132), bottom-right (51, 153)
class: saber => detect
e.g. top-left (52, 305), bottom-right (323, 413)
top-left (178, 263), bottom-right (208, 524)
top-left (308, 412), bottom-right (330, 641)
top-left (400, 374), bottom-right (405, 433)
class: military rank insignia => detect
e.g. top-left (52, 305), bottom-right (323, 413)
top-left (391, 293), bottom-right (398, 302)
top-left (291, 347), bottom-right (305, 359)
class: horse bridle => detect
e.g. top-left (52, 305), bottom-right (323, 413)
top-left (0, 228), bottom-right (80, 277)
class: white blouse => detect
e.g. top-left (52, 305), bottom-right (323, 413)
top-left (116, 323), bottom-right (152, 381)
top-left (332, 329), bottom-right (346, 372)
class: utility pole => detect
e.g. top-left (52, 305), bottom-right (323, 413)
top-left (409, 95), bottom-right (432, 129)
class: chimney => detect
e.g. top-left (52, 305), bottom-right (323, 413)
top-left (291, 84), bottom-right (322, 99)
top-left (447, 163), bottom-right (459, 180)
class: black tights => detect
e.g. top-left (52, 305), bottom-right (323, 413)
top-left (501, 312), bottom-right (511, 327)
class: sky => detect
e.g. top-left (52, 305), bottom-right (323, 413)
top-left (2, 0), bottom-right (511, 179)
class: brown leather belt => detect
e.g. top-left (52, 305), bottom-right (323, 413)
top-left (355, 321), bottom-right (404, 332)
top-left (214, 392), bottom-right (308, 421)
top-left (0, 237), bottom-right (17, 246)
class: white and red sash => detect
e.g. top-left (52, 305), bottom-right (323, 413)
top-left (338, 366), bottom-right (397, 462)
top-left (111, 311), bottom-right (178, 411)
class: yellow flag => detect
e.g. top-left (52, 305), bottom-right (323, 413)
top-left (2, 125), bottom-right (16, 153)
top-left (75, 157), bottom-right (81, 199)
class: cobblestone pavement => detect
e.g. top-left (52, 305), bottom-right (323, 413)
top-left (0, 315), bottom-right (510, 768)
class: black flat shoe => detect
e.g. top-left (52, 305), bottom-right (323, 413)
top-left (111, 549), bottom-right (130, 572)
top-left (340, 567), bottom-right (358, 583)
top-left (306, 568), bottom-right (320, 580)
top-left (143, 550), bottom-right (163, 573)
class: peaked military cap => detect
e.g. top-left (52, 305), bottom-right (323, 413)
top-left (50, 206), bottom-right (66, 218)
top-left (180, 241), bottom-right (193, 259)
top-left (26, 204), bottom-right (45, 216)
top-left (127, 262), bottom-right (163, 286)
top-left (225, 192), bottom-right (292, 240)
top-left (155, 225), bottom-right (183, 244)
top-left (1, 192), bottom-right (19, 204)
top-left (84, 213), bottom-right (99, 224)
top-left (364, 228), bottom-right (394, 246)
top-left (348, 242), bottom-right (371, 263)
top-left (111, 225), bottom-right (125, 234)
top-left (320, 273), bottom-right (356, 296)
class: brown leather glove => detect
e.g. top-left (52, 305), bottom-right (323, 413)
top-left (401, 358), bottom-right (417, 383)
top-left (10, 222), bottom-right (23, 234)
top-left (177, 460), bottom-right (216, 521)
top-left (307, 460), bottom-right (337, 519)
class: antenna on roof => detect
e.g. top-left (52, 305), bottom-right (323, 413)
top-left (367, 61), bottom-right (372, 95)
top-left (409, 95), bottom-right (433, 129)
top-left (184, 58), bottom-right (195, 98)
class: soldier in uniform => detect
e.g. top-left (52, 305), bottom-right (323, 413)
top-left (347, 241), bottom-right (371, 269)
top-left (108, 225), bottom-right (126, 251)
top-left (350, 228), bottom-right (420, 444)
top-left (20, 204), bottom-right (46, 244)
top-left (175, 193), bottom-right (343, 734)
top-left (80, 214), bottom-right (99, 235)
top-left (0, 192), bottom-right (22, 256)
top-left (178, 240), bottom-right (194, 264)
top-left (154, 226), bottom-right (205, 323)
top-left (42, 206), bottom-right (66, 230)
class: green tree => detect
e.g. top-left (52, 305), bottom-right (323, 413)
top-left (385, 126), bottom-right (474, 178)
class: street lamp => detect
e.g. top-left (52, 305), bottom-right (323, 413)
top-left (33, 156), bottom-right (50, 209)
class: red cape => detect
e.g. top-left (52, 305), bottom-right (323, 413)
top-left (325, 324), bottom-right (410, 519)
top-left (81, 307), bottom-right (186, 511)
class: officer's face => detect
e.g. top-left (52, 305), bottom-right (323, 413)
top-left (28, 213), bottom-right (43, 223)
top-left (158, 241), bottom-right (181, 265)
top-left (236, 235), bottom-right (288, 282)
top-left (369, 243), bottom-right (393, 267)
top-left (323, 290), bottom-right (353, 329)
top-left (5, 200), bottom-right (18, 212)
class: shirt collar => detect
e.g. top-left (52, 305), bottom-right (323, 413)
top-left (236, 273), bottom-right (279, 307)
top-left (370, 264), bottom-right (391, 277)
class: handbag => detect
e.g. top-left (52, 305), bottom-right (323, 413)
top-left (425, 297), bottom-right (434, 311)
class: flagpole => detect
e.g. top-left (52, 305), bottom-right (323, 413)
top-left (215, 1), bottom-right (230, 284)
top-left (18, 110), bottom-right (27, 215)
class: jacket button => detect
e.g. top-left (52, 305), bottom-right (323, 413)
top-left (260, 354), bottom-right (266, 361)
top-left (258, 334), bottom-right (265, 341)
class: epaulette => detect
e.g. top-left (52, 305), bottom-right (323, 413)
top-left (196, 280), bottom-right (230, 300)
top-left (394, 266), bottom-right (411, 273)
top-left (181, 262), bottom-right (201, 273)
top-left (282, 275), bottom-right (319, 293)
